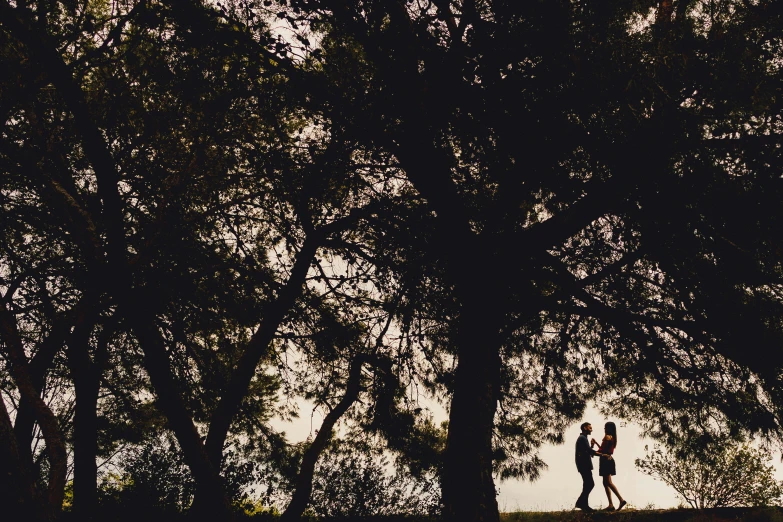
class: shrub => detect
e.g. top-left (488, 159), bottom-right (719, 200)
top-left (307, 440), bottom-right (441, 517)
top-left (635, 442), bottom-right (783, 509)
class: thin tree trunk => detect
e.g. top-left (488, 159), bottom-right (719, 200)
top-left (203, 237), bottom-right (319, 471)
top-left (280, 354), bottom-right (386, 521)
top-left (123, 303), bottom-right (232, 519)
top-left (199, 209), bottom-right (366, 487)
top-left (0, 393), bottom-right (41, 517)
top-left (0, 303), bottom-right (67, 519)
top-left (13, 322), bottom-right (67, 468)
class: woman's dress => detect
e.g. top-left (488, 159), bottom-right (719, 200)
top-left (598, 438), bottom-right (616, 476)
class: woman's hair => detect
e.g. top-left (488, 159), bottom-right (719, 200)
top-left (605, 422), bottom-right (617, 447)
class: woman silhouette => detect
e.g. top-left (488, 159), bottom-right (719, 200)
top-left (591, 421), bottom-right (627, 511)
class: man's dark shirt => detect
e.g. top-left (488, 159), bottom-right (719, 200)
top-left (575, 432), bottom-right (596, 472)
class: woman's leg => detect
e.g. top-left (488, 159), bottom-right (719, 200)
top-left (602, 476), bottom-right (614, 506)
top-left (605, 475), bottom-right (624, 503)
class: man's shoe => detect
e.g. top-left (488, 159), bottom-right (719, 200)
top-left (617, 500), bottom-right (627, 511)
top-left (603, 506), bottom-right (616, 511)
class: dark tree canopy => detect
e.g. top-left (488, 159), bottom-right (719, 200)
top-left (2, 1), bottom-right (783, 522)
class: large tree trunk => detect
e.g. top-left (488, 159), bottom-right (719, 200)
top-left (389, 123), bottom-right (505, 521)
top-left (70, 367), bottom-right (100, 517)
top-left (388, 122), bottom-right (505, 521)
top-left (656, 0), bottom-right (674, 25)
top-left (66, 308), bottom-right (104, 518)
top-left (441, 298), bottom-right (503, 522)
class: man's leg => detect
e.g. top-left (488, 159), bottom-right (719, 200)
top-left (576, 470), bottom-right (595, 508)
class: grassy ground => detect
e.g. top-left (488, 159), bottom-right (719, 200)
top-left (248, 508), bottom-right (783, 522)
top-left (500, 507), bottom-right (783, 522)
top-left (57, 507), bottom-right (783, 521)
top-left (240, 507), bottom-right (783, 522)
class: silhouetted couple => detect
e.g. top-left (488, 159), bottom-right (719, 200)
top-left (575, 421), bottom-right (627, 512)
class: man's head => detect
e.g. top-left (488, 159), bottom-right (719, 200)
top-left (580, 422), bottom-right (592, 435)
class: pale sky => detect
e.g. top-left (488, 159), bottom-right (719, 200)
top-left (496, 405), bottom-right (680, 512)
top-left (272, 402), bottom-right (783, 512)
top-left (500, 405), bottom-right (783, 512)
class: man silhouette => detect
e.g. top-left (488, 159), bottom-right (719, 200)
top-left (575, 422), bottom-right (604, 511)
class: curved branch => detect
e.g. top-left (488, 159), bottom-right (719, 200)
top-left (204, 208), bottom-right (370, 469)
top-left (280, 353), bottom-right (393, 522)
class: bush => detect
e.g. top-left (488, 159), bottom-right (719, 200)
top-left (635, 442), bottom-right (783, 509)
top-left (98, 434), bottom-right (260, 514)
top-left (99, 436), bottom-right (195, 514)
top-left (307, 440), bottom-right (441, 517)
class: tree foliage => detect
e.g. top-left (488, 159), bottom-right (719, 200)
top-left (306, 437), bottom-right (441, 518)
top-left (636, 442), bottom-right (783, 509)
top-left (2, 1), bottom-right (783, 521)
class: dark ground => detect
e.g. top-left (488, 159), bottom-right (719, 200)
top-left (501, 507), bottom-right (783, 522)
top-left (54, 506), bottom-right (783, 522)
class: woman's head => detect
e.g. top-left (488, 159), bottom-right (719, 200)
top-left (605, 422), bottom-right (617, 446)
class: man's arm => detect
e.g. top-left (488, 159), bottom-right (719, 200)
top-left (577, 436), bottom-right (597, 456)
top-left (579, 436), bottom-right (610, 458)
